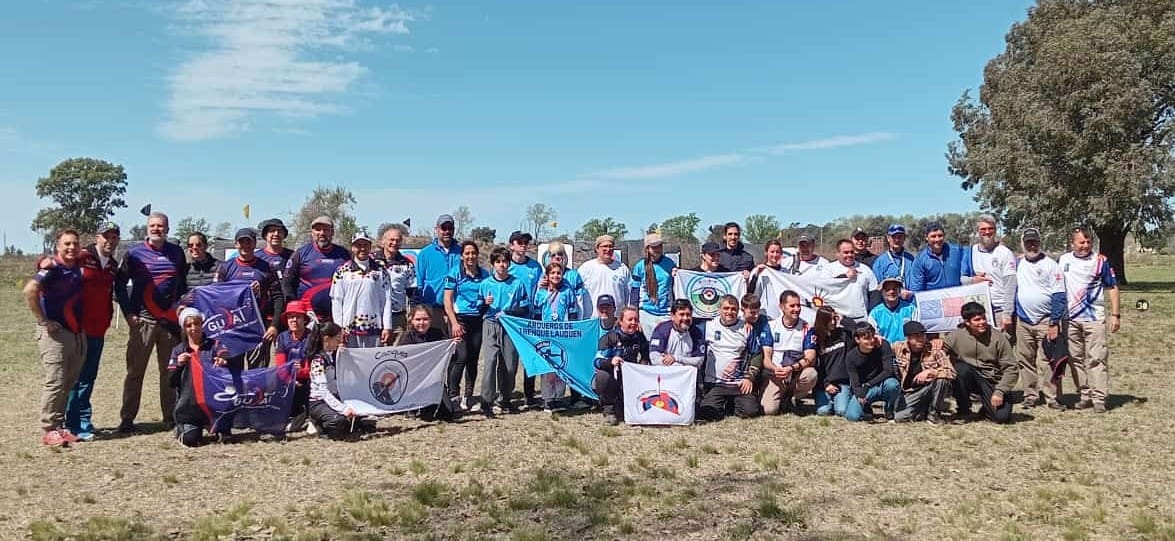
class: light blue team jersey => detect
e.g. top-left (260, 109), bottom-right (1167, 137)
top-left (480, 274), bottom-right (531, 320)
top-left (508, 258), bottom-right (543, 298)
top-left (444, 266), bottom-right (490, 316)
top-left (868, 300), bottom-right (917, 344)
top-left (533, 283), bottom-right (580, 322)
top-left (630, 256), bottom-right (676, 316)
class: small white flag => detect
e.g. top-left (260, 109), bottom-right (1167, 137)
top-left (336, 341), bottom-right (456, 416)
top-left (622, 363), bottom-right (697, 426)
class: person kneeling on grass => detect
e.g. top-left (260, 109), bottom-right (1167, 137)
top-left (170, 308), bottom-right (230, 448)
top-left (843, 322), bottom-right (900, 422)
top-left (400, 305), bottom-right (458, 421)
top-left (812, 306), bottom-right (855, 417)
top-left (892, 321), bottom-right (955, 424)
top-left (594, 307), bottom-right (652, 426)
top-left (944, 302), bottom-right (1018, 424)
top-left (307, 322), bottom-right (375, 438)
top-left (698, 295), bottom-right (762, 421)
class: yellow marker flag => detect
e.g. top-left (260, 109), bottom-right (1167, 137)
top-left (550, 221), bottom-right (558, 229)
top-left (243, 204), bottom-right (251, 220)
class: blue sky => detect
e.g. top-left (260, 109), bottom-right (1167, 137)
top-left (0, 0), bottom-right (1035, 250)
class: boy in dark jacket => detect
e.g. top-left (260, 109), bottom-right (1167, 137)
top-left (844, 322), bottom-right (900, 422)
top-left (593, 307), bottom-right (651, 425)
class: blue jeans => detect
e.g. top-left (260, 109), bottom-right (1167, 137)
top-left (66, 336), bottom-right (104, 436)
top-left (844, 377), bottom-right (901, 422)
top-left (814, 384), bottom-right (853, 417)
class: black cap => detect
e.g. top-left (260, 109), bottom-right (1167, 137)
top-left (1021, 228), bottom-right (1042, 242)
top-left (258, 218), bottom-right (288, 237)
top-left (509, 231), bottom-right (533, 244)
top-left (903, 320), bottom-right (927, 336)
top-left (596, 294), bottom-right (616, 307)
top-left (701, 241), bottom-right (721, 254)
top-left (852, 227), bottom-right (869, 238)
top-left (234, 228), bottom-right (257, 241)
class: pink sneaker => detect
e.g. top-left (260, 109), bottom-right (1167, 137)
top-left (57, 429), bottom-right (81, 444)
top-left (42, 430), bottom-right (67, 447)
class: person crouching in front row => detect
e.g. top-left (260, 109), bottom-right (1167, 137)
top-left (594, 307), bottom-right (652, 426)
top-left (307, 322), bottom-right (375, 438)
top-left (170, 307), bottom-right (230, 448)
top-left (843, 322), bottom-right (900, 422)
top-left (944, 302), bottom-right (1018, 424)
top-left (698, 295), bottom-right (762, 421)
top-left (892, 321), bottom-right (955, 424)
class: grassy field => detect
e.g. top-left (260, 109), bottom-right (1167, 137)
top-left (2, 256), bottom-right (1174, 541)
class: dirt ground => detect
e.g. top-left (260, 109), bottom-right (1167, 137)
top-left (2, 258), bottom-right (1174, 541)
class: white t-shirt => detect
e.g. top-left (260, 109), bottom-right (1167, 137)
top-left (1058, 251), bottom-right (1116, 322)
top-left (704, 317), bottom-right (749, 385)
top-left (815, 261), bottom-right (878, 320)
top-left (1014, 254), bottom-right (1064, 325)
top-left (780, 254), bottom-right (827, 276)
top-left (578, 258), bottom-right (631, 318)
top-left (970, 243), bottom-right (1017, 316)
top-left (767, 317), bottom-right (814, 367)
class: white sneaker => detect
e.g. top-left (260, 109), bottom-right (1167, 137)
top-left (305, 421), bottom-right (318, 436)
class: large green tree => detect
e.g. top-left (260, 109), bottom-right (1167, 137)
top-left (659, 213), bottom-right (702, 242)
top-left (743, 214), bottom-right (782, 244)
top-left (948, 0), bottom-right (1175, 283)
top-left (575, 217), bottom-right (628, 242)
top-left (174, 217), bottom-right (210, 241)
top-left (31, 158), bottom-right (128, 236)
top-left (291, 185), bottom-right (359, 245)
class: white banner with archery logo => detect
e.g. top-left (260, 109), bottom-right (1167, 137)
top-left (336, 341), bottom-right (456, 416)
top-left (672, 270), bottom-right (748, 319)
top-left (913, 283), bottom-right (994, 333)
top-left (621, 363), bottom-right (697, 426)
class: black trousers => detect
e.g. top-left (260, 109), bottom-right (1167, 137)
top-left (952, 362), bottom-right (1013, 424)
top-left (448, 315), bottom-right (483, 400)
top-left (699, 383), bottom-right (761, 420)
top-left (593, 367), bottom-right (623, 419)
top-left (309, 400), bottom-right (357, 439)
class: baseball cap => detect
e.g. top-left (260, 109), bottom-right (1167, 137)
top-left (852, 227), bottom-right (869, 238)
top-left (887, 224), bottom-right (907, 236)
top-left (280, 300), bottom-right (310, 321)
top-left (797, 233), bottom-right (814, 244)
top-left (509, 231), bottom-right (533, 244)
top-left (1021, 228), bottom-right (1042, 242)
top-left (881, 276), bottom-right (903, 288)
top-left (352, 231), bottom-right (372, 244)
top-left (903, 320), bottom-right (927, 336)
top-left (311, 216), bottom-right (334, 228)
top-left (98, 221), bottom-right (120, 234)
top-left (234, 227), bottom-right (257, 241)
top-left (436, 214), bottom-right (455, 227)
top-left (596, 294), bottom-right (616, 307)
top-left (701, 241), bottom-right (721, 254)
top-left (644, 233), bottom-right (663, 247)
top-left (595, 234), bottom-right (615, 247)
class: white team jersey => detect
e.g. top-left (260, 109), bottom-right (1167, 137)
top-left (780, 254), bottom-right (828, 276)
top-left (577, 258), bottom-right (631, 318)
top-left (815, 261), bottom-right (878, 320)
top-left (704, 317), bottom-right (749, 385)
top-left (1058, 251), bottom-right (1116, 322)
top-left (1014, 254), bottom-right (1064, 325)
top-left (970, 243), bottom-right (1017, 315)
top-left (767, 317), bottom-right (812, 366)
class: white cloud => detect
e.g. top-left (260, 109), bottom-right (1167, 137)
top-left (756, 132), bottom-right (896, 154)
top-left (595, 153), bottom-right (745, 180)
top-left (160, 0), bottom-right (422, 141)
top-left (393, 44), bottom-right (415, 53)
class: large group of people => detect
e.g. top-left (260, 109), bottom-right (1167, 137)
top-left (26, 212), bottom-right (1122, 447)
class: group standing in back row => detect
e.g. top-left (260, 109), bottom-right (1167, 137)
top-left (27, 212), bottom-right (1120, 446)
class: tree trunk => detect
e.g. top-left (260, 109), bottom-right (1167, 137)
top-left (1094, 224), bottom-right (1128, 285)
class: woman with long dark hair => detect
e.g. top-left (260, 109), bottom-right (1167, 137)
top-left (629, 233), bottom-right (676, 336)
top-left (443, 240), bottom-right (490, 411)
top-left (811, 306), bottom-right (855, 417)
top-left (306, 322), bottom-right (373, 439)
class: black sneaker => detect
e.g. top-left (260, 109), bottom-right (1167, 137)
top-left (524, 396), bottom-right (542, 410)
top-left (117, 421), bottom-right (140, 434)
top-left (481, 403), bottom-right (496, 418)
top-left (1046, 401), bottom-right (1066, 411)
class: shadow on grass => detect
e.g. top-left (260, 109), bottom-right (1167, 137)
top-left (95, 421), bottom-right (173, 440)
top-left (1121, 281), bottom-right (1175, 293)
top-left (1107, 394), bottom-right (1147, 410)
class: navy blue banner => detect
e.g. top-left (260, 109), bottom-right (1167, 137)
top-left (190, 282), bottom-right (266, 358)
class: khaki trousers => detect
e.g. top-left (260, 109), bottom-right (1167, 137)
top-left (1067, 319), bottom-right (1109, 405)
top-left (121, 318), bottom-right (180, 425)
top-left (759, 366), bottom-right (818, 415)
top-left (38, 326), bottom-right (86, 430)
top-left (1016, 319), bottom-right (1057, 403)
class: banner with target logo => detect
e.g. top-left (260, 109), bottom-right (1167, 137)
top-left (622, 363), bottom-right (697, 426)
top-left (336, 341), bottom-right (456, 416)
top-left (673, 270), bottom-right (748, 319)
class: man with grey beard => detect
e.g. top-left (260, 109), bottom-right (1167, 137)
top-left (963, 215), bottom-right (1017, 332)
top-left (115, 211), bottom-right (188, 432)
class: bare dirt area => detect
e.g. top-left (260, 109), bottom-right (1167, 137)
top-left (2, 258), bottom-right (1174, 540)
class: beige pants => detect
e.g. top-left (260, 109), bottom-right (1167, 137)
top-left (38, 326), bottom-right (86, 430)
top-left (121, 318), bottom-right (180, 425)
top-left (1016, 319), bottom-right (1057, 403)
top-left (1067, 319), bottom-right (1109, 405)
top-left (759, 366), bottom-right (818, 415)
